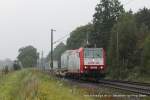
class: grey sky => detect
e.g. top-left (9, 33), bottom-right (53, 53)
top-left (0, 0), bottom-right (150, 60)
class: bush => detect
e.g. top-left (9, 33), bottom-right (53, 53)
top-left (13, 61), bottom-right (21, 71)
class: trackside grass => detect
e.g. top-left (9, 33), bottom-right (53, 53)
top-left (0, 69), bottom-right (92, 100)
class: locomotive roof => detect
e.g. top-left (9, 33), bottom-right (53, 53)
top-left (62, 48), bottom-right (103, 54)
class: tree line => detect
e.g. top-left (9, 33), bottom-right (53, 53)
top-left (65, 0), bottom-right (150, 80)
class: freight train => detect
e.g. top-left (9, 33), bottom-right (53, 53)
top-left (57, 47), bottom-right (106, 78)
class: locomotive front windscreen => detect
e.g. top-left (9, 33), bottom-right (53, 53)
top-left (84, 48), bottom-right (102, 58)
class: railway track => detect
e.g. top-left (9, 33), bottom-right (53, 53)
top-left (63, 77), bottom-right (150, 96)
top-left (43, 70), bottom-right (150, 96)
top-left (98, 79), bottom-right (150, 96)
top-left (62, 77), bottom-right (150, 96)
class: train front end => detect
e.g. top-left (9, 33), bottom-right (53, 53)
top-left (80, 48), bottom-right (106, 77)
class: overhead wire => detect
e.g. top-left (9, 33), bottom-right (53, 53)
top-left (53, 33), bottom-right (70, 45)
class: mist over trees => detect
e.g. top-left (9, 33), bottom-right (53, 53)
top-left (0, 59), bottom-right (13, 70)
top-left (65, 0), bottom-right (150, 80)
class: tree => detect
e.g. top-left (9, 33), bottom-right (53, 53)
top-left (91, 0), bottom-right (124, 49)
top-left (67, 23), bottom-right (94, 49)
top-left (135, 7), bottom-right (150, 29)
top-left (17, 46), bottom-right (39, 68)
top-left (141, 35), bottom-right (150, 75)
top-left (135, 8), bottom-right (150, 49)
top-left (108, 13), bottom-right (137, 79)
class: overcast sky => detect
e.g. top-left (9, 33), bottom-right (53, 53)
top-left (0, 0), bottom-right (150, 60)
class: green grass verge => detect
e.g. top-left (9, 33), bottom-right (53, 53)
top-left (0, 69), bottom-right (92, 100)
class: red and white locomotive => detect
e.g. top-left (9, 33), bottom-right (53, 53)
top-left (60, 48), bottom-right (106, 78)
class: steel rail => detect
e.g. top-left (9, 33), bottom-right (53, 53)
top-left (98, 80), bottom-right (150, 96)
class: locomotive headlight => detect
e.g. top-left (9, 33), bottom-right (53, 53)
top-left (93, 59), bottom-right (95, 62)
top-left (84, 66), bottom-right (87, 69)
top-left (100, 66), bottom-right (103, 69)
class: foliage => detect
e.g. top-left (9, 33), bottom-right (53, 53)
top-left (67, 23), bottom-right (94, 49)
top-left (141, 35), bottom-right (150, 75)
top-left (135, 7), bottom-right (150, 29)
top-left (106, 9), bottom-right (150, 79)
top-left (135, 8), bottom-right (150, 49)
top-left (91, 0), bottom-right (124, 49)
top-left (108, 13), bottom-right (138, 79)
top-left (17, 46), bottom-right (39, 68)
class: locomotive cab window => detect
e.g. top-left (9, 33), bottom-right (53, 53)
top-left (84, 48), bottom-right (102, 58)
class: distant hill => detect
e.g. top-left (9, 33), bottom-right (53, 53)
top-left (0, 59), bottom-right (13, 69)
